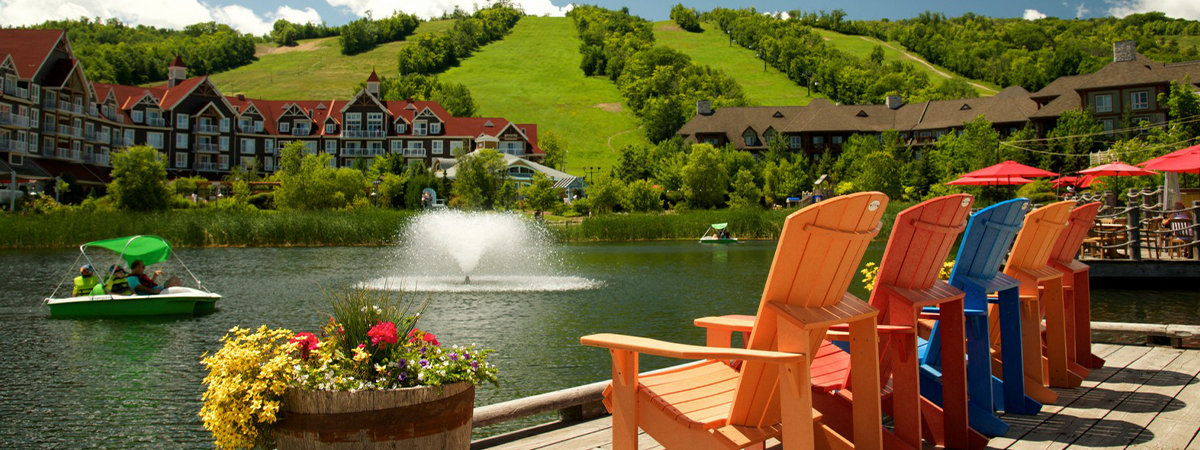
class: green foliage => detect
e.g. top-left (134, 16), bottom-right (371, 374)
top-left (681, 144), bottom-right (728, 208)
top-left (621, 179), bottom-right (662, 212)
top-left (519, 173), bottom-right (562, 213)
top-left (587, 175), bottom-right (624, 213)
top-left (451, 149), bottom-right (510, 209)
top-left (109, 146), bottom-right (171, 211)
top-left (274, 142), bottom-right (369, 210)
top-left (377, 173), bottom-right (408, 208)
top-left (397, 3), bottom-right (522, 75)
top-left (832, 133), bottom-right (903, 199)
top-left (670, 4), bottom-right (702, 32)
top-left (272, 19), bottom-right (338, 46)
top-left (402, 162), bottom-right (446, 209)
top-left (728, 168), bottom-right (762, 209)
top-left (32, 18), bottom-right (256, 85)
top-left (1160, 77), bottom-right (1200, 138)
top-left (1045, 109), bottom-right (1103, 174)
top-left (540, 131), bottom-right (567, 170)
top-left (340, 12), bottom-right (422, 55)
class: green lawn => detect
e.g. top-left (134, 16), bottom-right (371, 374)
top-left (812, 29), bottom-right (1000, 96)
top-left (208, 20), bottom-right (455, 100)
top-left (653, 21), bottom-right (818, 106)
top-left (441, 16), bottom-right (646, 175)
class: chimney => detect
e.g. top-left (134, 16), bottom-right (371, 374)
top-left (1113, 40), bottom-right (1137, 62)
top-left (167, 54), bottom-right (187, 88)
top-left (886, 95), bottom-right (904, 110)
top-left (236, 94), bottom-right (245, 101)
top-left (696, 100), bottom-right (712, 116)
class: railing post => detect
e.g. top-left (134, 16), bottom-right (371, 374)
top-left (1193, 201), bottom-right (1199, 261)
top-left (1128, 201), bottom-right (1141, 261)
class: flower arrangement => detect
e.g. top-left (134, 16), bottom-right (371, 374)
top-left (200, 286), bottom-right (497, 450)
top-left (860, 260), bottom-right (955, 292)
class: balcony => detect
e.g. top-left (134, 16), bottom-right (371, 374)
top-left (197, 161), bottom-right (219, 171)
top-left (341, 128), bottom-right (386, 139)
top-left (0, 112), bottom-right (29, 128)
top-left (58, 124), bottom-right (83, 138)
top-left (146, 117), bottom-right (167, 127)
top-left (83, 153), bottom-right (110, 166)
top-left (55, 147), bottom-right (82, 161)
top-left (42, 143), bottom-right (56, 154)
top-left (2, 85), bottom-right (29, 100)
top-left (59, 101), bottom-right (84, 115)
top-left (42, 99), bottom-right (56, 110)
top-left (195, 142), bottom-right (220, 153)
top-left (196, 123), bottom-right (220, 134)
top-left (106, 112), bottom-right (124, 123)
top-left (291, 127), bottom-right (311, 136)
top-left (0, 140), bottom-right (28, 153)
top-left (85, 130), bottom-right (109, 143)
top-left (88, 106), bottom-right (99, 117)
top-left (403, 148), bottom-right (427, 157)
top-left (111, 136), bottom-right (129, 147)
top-left (341, 147), bottom-right (385, 157)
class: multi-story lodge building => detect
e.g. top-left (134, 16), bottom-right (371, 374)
top-left (678, 41), bottom-right (1200, 158)
top-left (0, 29), bottom-right (542, 189)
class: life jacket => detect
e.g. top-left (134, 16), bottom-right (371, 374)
top-left (102, 276), bottom-right (131, 295)
top-left (73, 275), bottom-right (100, 296)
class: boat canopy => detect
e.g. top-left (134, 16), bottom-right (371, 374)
top-left (82, 235), bottom-right (172, 265)
top-left (710, 223), bottom-right (728, 230)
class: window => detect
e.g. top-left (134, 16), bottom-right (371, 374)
top-left (500, 141), bottom-right (522, 155)
top-left (239, 118), bottom-right (252, 132)
top-left (264, 157), bottom-right (275, 171)
top-left (242, 157), bottom-right (255, 168)
top-left (812, 136), bottom-right (824, 145)
top-left (326, 123), bottom-right (335, 134)
top-left (9, 153), bottom-right (22, 166)
top-left (1100, 119), bottom-right (1114, 134)
top-left (450, 140), bottom-right (463, 154)
top-left (175, 152), bottom-right (187, 168)
top-left (367, 113), bottom-right (383, 131)
top-left (218, 154), bottom-right (229, 170)
top-left (30, 111), bottom-right (38, 128)
top-left (132, 110), bottom-right (144, 123)
top-left (1095, 94), bottom-right (1113, 113)
top-left (176, 133), bottom-right (188, 149)
top-left (346, 113), bottom-right (361, 129)
top-left (764, 129), bottom-right (776, 142)
top-left (124, 129), bottom-right (135, 145)
top-left (1131, 91), bottom-right (1149, 110)
top-left (742, 130), bottom-right (757, 147)
top-left (414, 121), bottom-right (427, 136)
top-left (265, 140), bottom-right (274, 153)
top-left (391, 140), bottom-right (404, 152)
top-left (304, 141), bottom-right (316, 153)
top-left (255, 121), bottom-right (263, 133)
top-left (147, 132), bottom-right (163, 149)
top-left (789, 136), bottom-right (802, 148)
top-left (832, 136), bottom-right (843, 145)
top-left (220, 136), bottom-right (229, 151)
top-left (433, 140), bottom-right (443, 155)
top-left (176, 113), bottom-right (188, 129)
top-left (240, 138), bottom-right (256, 153)
top-left (280, 122), bottom-right (290, 133)
top-left (396, 122), bottom-right (407, 134)
top-left (220, 118), bottom-right (230, 132)
top-left (430, 122), bottom-right (441, 134)
top-left (325, 140), bottom-right (337, 153)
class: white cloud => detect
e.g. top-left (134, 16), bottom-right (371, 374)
top-left (1023, 9), bottom-right (1048, 20)
top-left (1109, 0), bottom-right (1200, 20)
top-left (1075, 3), bottom-right (1089, 18)
top-left (0, 0), bottom-right (323, 35)
top-left (325, 0), bottom-right (572, 19)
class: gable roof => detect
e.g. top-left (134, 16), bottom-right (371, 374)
top-left (0, 29), bottom-right (64, 79)
top-left (158, 76), bottom-right (208, 110)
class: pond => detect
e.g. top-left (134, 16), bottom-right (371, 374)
top-left (0, 242), bottom-right (1196, 448)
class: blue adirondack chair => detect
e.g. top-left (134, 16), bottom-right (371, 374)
top-left (920, 198), bottom-right (1042, 438)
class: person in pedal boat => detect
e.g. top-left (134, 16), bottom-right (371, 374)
top-left (72, 265), bottom-right (100, 296)
top-left (91, 265), bottom-right (133, 296)
top-left (128, 260), bottom-right (182, 295)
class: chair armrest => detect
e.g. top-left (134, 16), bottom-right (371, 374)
top-left (694, 315), bottom-right (755, 333)
top-left (581, 333), bottom-right (805, 364)
top-left (828, 324), bottom-right (914, 334)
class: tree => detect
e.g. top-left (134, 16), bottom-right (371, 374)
top-left (1160, 77), bottom-right (1200, 138)
top-left (681, 144), bottom-right (728, 208)
top-left (432, 82), bottom-right (477, 117)
top-left (670, 4), bottom-right (701, 32)
top-left (274, 142), bottom-right (369, 210)
top-left (642, 96), bottom-right (686, 143)
top-left (519, 173), bottom-right (562, 214)
top-left (869, 45), bottom-right (885, 65)
top-left (1047, 109), bottom-right (1102, 174)
top-left (728, 168), bottom-right (762, 209)
top-left (451, 149), bottom-right (509, 209)
top-left (621, 179), bottom-right (661, 212)
top-left (586, 175), bottom-right (624, 213)
top-left (109, 145), bottom-right (170, 211)
top-left (540, 131), bottom-right (567, 170)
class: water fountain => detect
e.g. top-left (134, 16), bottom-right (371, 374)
top-left (364, 210), bottom-right (600, 292)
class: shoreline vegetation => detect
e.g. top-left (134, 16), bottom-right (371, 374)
top-left (0, 203), bottom-right (910, 249)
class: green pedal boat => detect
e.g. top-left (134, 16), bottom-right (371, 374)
top-left (699, 223), bottom-right (738, 244)
top-left (45, 236), bottom-right (221, 317)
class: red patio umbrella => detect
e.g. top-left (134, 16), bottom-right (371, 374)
top-left (1138, 143), bottom-right (1200, 169)
top-left (946, 176), bottom-right (1034, 186)
top-left (961, 160), bottom-right (1059, 178)
top-left (1050, 176), bottom-right (1078, 188)
top-left (1142, 148), bottom-right (1200, 174)
top-left (1078, 161), bottom-right (1158, 177)
top-left (1077, 174), bottom-right (1098, 188)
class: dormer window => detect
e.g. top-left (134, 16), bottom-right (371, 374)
top-left (326, 123), bottom-right (335, 134)
top-left (743, 129), bottom-right (758, 147)
top-left (772, 111), bottom-right (784, 118)
top-left (396, 122), bottom-right (407, 134)
top-left (764, 128), bottom-right (777, 142)
top-left (414, 121), bottom-right (427, 136)
top-left (856, 110), bottom-right (868, 117)
top-left (280, 122), bottom-right (290, 133)
top-left (959, 104), bottom-right (972, 110)
top-left (430, 123), bottom-right (441, 134)
top-left (132, 110), bottom-right (144, 123)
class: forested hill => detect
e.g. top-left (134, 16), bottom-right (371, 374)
top-left (788, 10), bottom-right (1200, 92)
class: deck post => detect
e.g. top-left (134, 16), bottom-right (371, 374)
top-left (1128, 202), bottom-right (1141, 261)
top-left (1193, 201), bottom-right (1199, 261)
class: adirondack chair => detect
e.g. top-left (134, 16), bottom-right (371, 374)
top-left (1047, 202), bottom-right (1105, 370)
top-left (581, 192), bottom-right (890, 450)
top-left (693, 195), bottom-right (988, 450)
top-left (922, 199), bottom-right (1041, 441)
top-left (993, 201), bottom-right (1084, 391)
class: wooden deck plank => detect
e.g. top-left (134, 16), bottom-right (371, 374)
top-left (1069, 348), bottom-right (1200, 448)
top-left (987, 344), bottom-right (1152, 450)
top-left (1125, 350), bottom-right (1200, 450)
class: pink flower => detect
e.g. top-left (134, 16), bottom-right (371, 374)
top-left (368, 321), bottom-right (399, 347)
top-left (422, 332), bottom-right (440, 346)
top-left (289, 332), bottom-right (320, 359)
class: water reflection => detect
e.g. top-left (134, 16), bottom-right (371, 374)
top-left (0, 242), bottom-right (1196, 447)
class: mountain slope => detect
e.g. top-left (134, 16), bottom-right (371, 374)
top-left (811, 28), bottom-right (1000, 96)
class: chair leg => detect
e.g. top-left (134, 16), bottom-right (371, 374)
top-left (936, 299), bottom-right (970, 449)
top-left (610, 349), bottom-right (639, 450)
top-left (848, 319), bottom-right (883, 450)
top-left (1043, 277), bottom-right (1083, 388)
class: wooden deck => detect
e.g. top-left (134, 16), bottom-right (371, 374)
top-left (473, 344), bottom-right (1200, 450)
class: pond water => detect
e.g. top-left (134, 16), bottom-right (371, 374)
top-left (0, 242), bottom-right (1196, 448)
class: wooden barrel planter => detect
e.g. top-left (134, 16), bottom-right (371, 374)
top-left (275, 382), bottom-right (475, 449)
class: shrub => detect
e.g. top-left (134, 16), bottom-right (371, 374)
top-left (247, 192), bottom-right (275, 210)
top-left (670, 4), bottom-right (702, 32)
top-left (621, 179), bottom-right (662, 212)
top-left (109, 146), bottom-right (171, 211)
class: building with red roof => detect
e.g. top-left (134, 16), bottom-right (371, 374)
top-left (0, 28), bottom-right (542, 190)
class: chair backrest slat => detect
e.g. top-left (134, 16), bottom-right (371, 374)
top-left (877, 194), bottom-right (974, 294)
top-left (950, 198), bottom-right (1030, 291)
top-left (727, 192), bottom-right (889, 428)
top-left (1049, 202), bottom-right (1101, 264)
top-left (1006, 201), bottom-right (1076, 272)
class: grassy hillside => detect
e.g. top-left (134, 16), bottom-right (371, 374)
top-left (441, 16), bottom-right (647, 175)
top-left (812, 29), bottom-right (1000, 96)
top-left (653, 22), bottom-right (818, 106)
top-left (208, 20), bottom-right (454, 100)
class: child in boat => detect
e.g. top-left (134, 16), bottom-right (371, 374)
top-left (72, 265), bottom-right (100, 296)
top-left (92, 265), bottom-right (133, 295)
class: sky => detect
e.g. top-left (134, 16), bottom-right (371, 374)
top-left (0, 0), bottom-right (1196, 36)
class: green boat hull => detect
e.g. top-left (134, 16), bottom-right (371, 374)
top-left (699, 238), bottom-right (738, 244)
top-left (47, 292), bottom-right (221, 318)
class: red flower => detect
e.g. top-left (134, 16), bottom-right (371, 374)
top-left (289, 332), bottom-right (320, 358)
top-left (368, 321), bottom-right (399, 347)
top-left (422, 332), bottom-right (440, 346)
top-left (357, 343), bottom-right (367, 349)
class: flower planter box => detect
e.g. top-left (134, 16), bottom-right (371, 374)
top-left (276, 382), bottom-right (475, 449)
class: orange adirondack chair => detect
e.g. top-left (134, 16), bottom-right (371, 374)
top-left (1047, 202), bottom-right (1105, 370)
top-left (582, 192), bottom-right (890, 450)
top-left (991, 201), bottom-right (1084, 397)
top-left (694, 195), bottom-right (988, 450)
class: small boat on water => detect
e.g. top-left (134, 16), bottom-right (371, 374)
top-left (699, 223), bottom-right (738, 244)
top-left (44, 235), bottom-right (221, 317)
